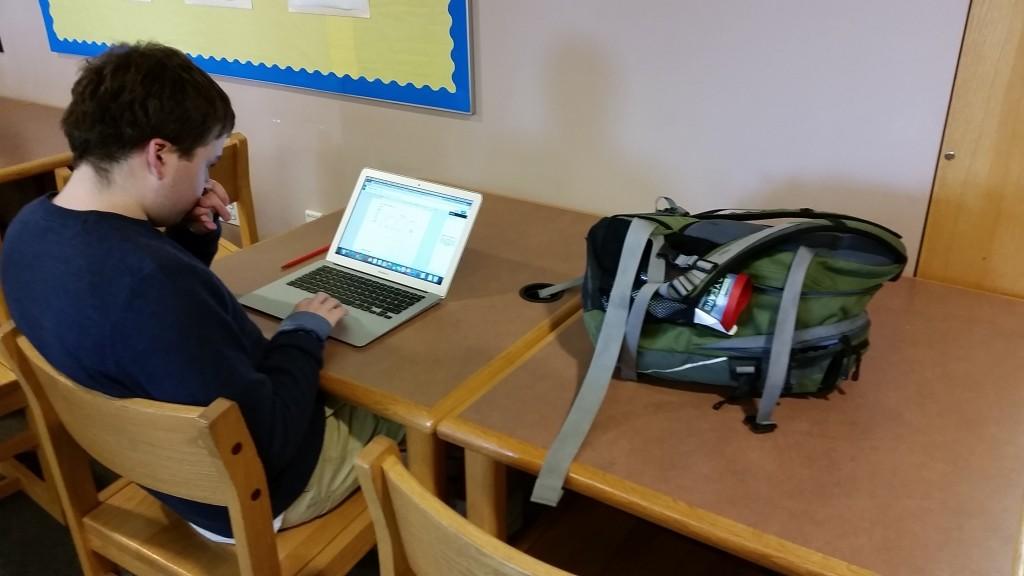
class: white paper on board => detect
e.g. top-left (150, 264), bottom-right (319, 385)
top-left (184, 0), bottom-right (253, 9)
top-left (288, 0), bottom-right (370, 18)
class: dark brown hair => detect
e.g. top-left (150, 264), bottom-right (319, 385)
top-left (61, 42), bottom-right (235, 176)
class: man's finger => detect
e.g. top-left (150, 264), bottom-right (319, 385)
top-left (205, 193), bottom-right (232, 219)
top-left (206, 180), bottom-right (232, 207)
top-left (200, 195), bottom-right (232, 222)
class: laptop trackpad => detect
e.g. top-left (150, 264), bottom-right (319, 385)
top-left (330, 310), bottom-right (381, 347)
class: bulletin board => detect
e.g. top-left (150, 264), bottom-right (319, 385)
top-left (37, 0), bottom-right (472, 114)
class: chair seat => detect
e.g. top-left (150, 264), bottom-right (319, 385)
top-left (84, 483), bottom-right (376, 576)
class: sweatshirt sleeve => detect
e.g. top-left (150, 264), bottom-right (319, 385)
top-left (164, 220), bottom-right (222, 267)
top-left (110, 267), bottom-right (324, 479)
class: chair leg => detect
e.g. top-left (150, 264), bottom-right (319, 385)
top-left (0, 406), bottom-right (65, 522)
top-left (75, 545), bottom-right (116, 576)
top-left (0, 460), bottom-right (64, 523)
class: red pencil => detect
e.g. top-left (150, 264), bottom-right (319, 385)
top-left (280, 243), bottom-right (330, 270)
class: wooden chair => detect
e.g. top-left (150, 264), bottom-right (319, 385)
top-left (0, 322), bottom-right (375, 576)
top-left (211, 132), bottom-right (259, 259)
top-left (355, 437), bottom-right (574, 576)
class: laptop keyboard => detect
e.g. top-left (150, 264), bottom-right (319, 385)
top-left (287, 266), bottom-right (426, 319)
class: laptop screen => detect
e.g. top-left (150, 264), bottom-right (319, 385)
top-left (334, 176), bottom-right (475, 286)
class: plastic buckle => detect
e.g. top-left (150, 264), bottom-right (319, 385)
top-left (744, 415), bottom-right (778, 434)
top-left (694, 259), bottom-right (717, 273)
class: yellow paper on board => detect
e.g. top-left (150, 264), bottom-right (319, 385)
top-left (47, 0), bottom-right (455, 91)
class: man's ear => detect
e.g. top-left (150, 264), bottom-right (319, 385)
top-left (144, 138), bottom-right (174, 180)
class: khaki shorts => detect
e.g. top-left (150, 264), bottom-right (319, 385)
top-left (280, 400), bottom-right (404, 529)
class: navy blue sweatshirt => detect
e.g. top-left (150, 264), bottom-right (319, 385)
top-left (1, 195), bottom-right (325, 538)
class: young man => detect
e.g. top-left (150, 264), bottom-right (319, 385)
top-left (1, 43), bottom-right (401, 541)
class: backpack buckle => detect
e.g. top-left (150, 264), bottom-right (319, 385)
top-left (671, 255), bottom-right (717, 273)
top-left (693, 259), bottom-right (717, 273)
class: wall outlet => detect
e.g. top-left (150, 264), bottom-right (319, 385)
top-left (304, 209), bottom-right (323, 223)
top-left (226, 202), bottom-right (240, 225)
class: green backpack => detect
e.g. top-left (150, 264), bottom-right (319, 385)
top-left (530, 199), bottom-right (907, 506)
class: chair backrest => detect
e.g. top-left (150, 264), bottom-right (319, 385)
top-left (355, 437), bottom-right (574, 576)
top-left (0, 322), bottom-right (281, 576)
top-left (54, 165), bottom-right (72, 191)
top-left (210, 132), bottom-right (259, 247)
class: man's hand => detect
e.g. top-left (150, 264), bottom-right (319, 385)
top-left (294, 292), bottom-right (348, 327)
top-left (186, 179), bottom-right (233, 234)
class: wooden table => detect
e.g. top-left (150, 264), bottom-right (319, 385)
top-left (0, 98), bottom-right (71, 185)
top-left (438, 278), bottom-right (1024, 576)
top-left (213, 193), bottom-right (594, 493)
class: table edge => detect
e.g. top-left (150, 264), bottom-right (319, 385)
top-left (437, 417), bottom-right (876, 576)
top-left (317, 295), bottom-right (582, 434)
top-left (428, 296), bottom-right (583, 424)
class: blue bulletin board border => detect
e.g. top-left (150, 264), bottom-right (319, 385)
top-left (37, 0), bottom-right (473, 114)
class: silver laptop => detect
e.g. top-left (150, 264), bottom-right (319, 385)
top-left (239, 168), bottom-right (482, 347)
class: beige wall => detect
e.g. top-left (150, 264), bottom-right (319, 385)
top-left (0, 1), bottom-right (970, 267)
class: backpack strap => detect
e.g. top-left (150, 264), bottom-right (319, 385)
top-left (534, 276), bottom-right (583, 299)
top-left (663, 221), bottom-right (819, 301)
top-left (620, 283), bottom-right (662, 380)
top-left (697, 313), bottom-right (870, 353)
top-left (665, 219), bottom-right (904, 304)
top-left (690, 208), bottom-right (902, 238)
top-left (531, 217), bottom-right (657, 506)
top-left (747, 245), bottom-right (816, 433)
top-left (620, 234), bottom-right (667, 380)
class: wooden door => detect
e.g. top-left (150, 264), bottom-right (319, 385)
top-left (918, 0), bottom-right (1024, 298)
